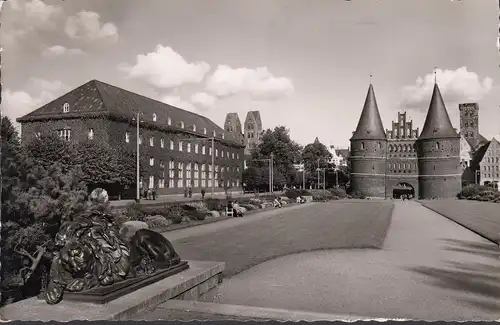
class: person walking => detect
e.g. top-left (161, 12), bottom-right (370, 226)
top-left (201, 188), bottom-right (206, 200)
top-left (188, 187), bottom-right (192, 198)
top-left (152, 188), bottom-right (157, 200)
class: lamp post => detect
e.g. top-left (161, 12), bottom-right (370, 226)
top-left (132, 111), bottom-right (144, 203)
top-left (475, 169), bottom-right (481, 185)
top-left (178, 136), bottom-right (216, 197)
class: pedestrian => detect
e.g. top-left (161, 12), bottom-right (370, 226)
top-left (188, 187), bottom-right (192, 198)
top-left (201, 188), bottom-right (206, 200)
top-left (147, 188), bottom-right (152, 200)
top-left (184, 187), bottom-right (188, 198)
top-left (152, 188), bottom-right (156, 200)
top-left (143, 188), bottom-right (148, 200)
top-left (233, 200), bottom-right (243, 217)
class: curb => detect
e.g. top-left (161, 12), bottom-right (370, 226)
top-left (417, 201), bottom-right (500, 245)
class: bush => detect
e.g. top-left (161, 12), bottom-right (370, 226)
top-left (165, 204), bottom-right (184, 224)
top-left (351, 190), bottom-right (366, 199)
top-left (329, 187), bottom-right (347, 198)
top-left (310, 189), bottom-right (334, 202)
top-left (125, 202), bottom-right (146, 221)
top-left (205, 198), bottom-right (225, 211)
top-left (144, 215), bottom-right (171, 228)
top-left (285, 189), bottom-right (300, 200)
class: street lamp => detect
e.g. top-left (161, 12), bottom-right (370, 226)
top-left (475, 169), bottom-right (481, 185)
top-left (316, 158), bottom-right (328, 189)
top-left (178, 136), bottom-right (216, 197)
top-left (132, 111), bottom-right (144, 203)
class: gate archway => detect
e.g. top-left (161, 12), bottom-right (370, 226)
top-left (392, 182), bottom-right (415, 199)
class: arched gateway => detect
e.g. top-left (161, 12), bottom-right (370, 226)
top-left (392, 182), bottom-right (415, 199)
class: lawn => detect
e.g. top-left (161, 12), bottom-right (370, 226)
top-left (419, 199), bottom-right (500, 244)
top-left (172, 201), bottom-right (394, 277)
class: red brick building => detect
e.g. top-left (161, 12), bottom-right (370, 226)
top-left (349, 82), bottom-right (461, 199)
top-left (17, 79), bottom-right (245, 195)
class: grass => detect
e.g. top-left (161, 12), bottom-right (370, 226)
top-left (419, 199), bottom-right (500, 244)
top-left (171, 201), bottom-right (394, 278)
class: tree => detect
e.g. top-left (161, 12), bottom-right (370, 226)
top-left (250, 126), bottom-right (303, 184)
top-left (22, 133), bottom-right (76, 174)
top-left (301, 137), bottom-right (332, 187)
top-left (242, 167), bottom-right (261, 191)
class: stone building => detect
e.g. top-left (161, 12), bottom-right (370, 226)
top-left (479, 136), bottom-right (500, 190)
top-left (224, 110), bottom-right (263, 169)
top-left (17, 79), bottom-right (245, 195)
top-left (349, 82), bottom-right (461, 199)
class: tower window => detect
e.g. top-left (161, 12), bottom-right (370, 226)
top-left (465, 122), bottom-right (468, 127)
top-left (377, 142), bottom-right (382, 149)
top-left (152, 113), bottom-right (157, 122)
top-left (361, 142), bottom-right (365, 150)
top-left (435, 142), bottom-right (440, 150)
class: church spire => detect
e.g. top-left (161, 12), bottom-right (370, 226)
top-left (350, 83), bottom-right (386, 141)
top-left (418, 82), bottom-right (459, 140)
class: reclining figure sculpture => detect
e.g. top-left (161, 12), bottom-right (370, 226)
top-left (44, 189), bottom-right (183, 305)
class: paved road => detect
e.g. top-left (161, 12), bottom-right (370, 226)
top-left (210, 201), bottom-right (500, 321)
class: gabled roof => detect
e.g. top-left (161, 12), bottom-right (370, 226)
top-left (17, 79), bottom-right (244, 146)
top-left (418, 84), bottom-right (459, 140)
top-left (350, 84), bottom-right (386, 141)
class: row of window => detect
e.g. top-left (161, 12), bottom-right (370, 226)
top-left (482, 173), bottom-right (500, 179)
top-left (483, 165), bottom-right (500, 172)
top-left (389, 162), bottom-right (417, 172)
top-left (463, 121), bottom-right (475, 127)
top-left (484, 157), bottom-right (500, 163)
top-left (129, 133), bottom-right (240, 160)
top-left (149, 158), bottom-right (241, 174)
top-left (61, 102), bottom-right (227, 140)
top-left (389, 143), bottom-right (417, 153)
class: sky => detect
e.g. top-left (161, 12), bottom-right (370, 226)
top-left (2, 0), bottom-right (499, 148)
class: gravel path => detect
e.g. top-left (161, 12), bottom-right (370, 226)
top-left (171, 201), bottom-right (394, 277)
top-left (419, 199), bottom-right (500, 243)
top-left (209, 201), bottom-right (500, 320)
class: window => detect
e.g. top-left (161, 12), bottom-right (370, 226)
top-left (150, 136), bottom-right (154, 147)
top-left (203, 128), bottom-right (207, 135)
top-left (169, 140), bottom-right (174, 150)
top-left (361, 142), bottom-right (365, 150)
top-left (153, 113), bottom-right (157, 122)
top-left (88, 128), bottom-right (94, 140)
top-left (150, 157), bottom-right (154, 166)
top-left (208, 164), bottom-right (213, 187)
top-left (161, 138), bottom-right (165, 148)
top-left (35, 132), bottom-right (41, 139)
top-left (232, 152), bottom-right (235, 159)
top-left (195, 143), bottom-right (199, 154)
top-left (187, 143), bottom-right (191, 153)
top-left (194, 164), bottom-right (199, 188)
top-left (201, 164), bottom-right (207, 188)
top-left (169, 161), bottom-right (175, 188)
top-left (186, 163), bottom-right (192, 188)
top-left (180, 121), bottom-right (185, 129)
top-left (179, 141), bottom-right (183, 151)
top-left (158, 178), bottom-right (164, 189)
top-left (221, 150), bottom-right (224, 158)
top-left (222, 133), bottom-right (225, 140)
top-left (63, 103), bottom-right (69, 113)
top-left (465, 122), bottom-right (468, 127)
top-left (178, 162), bottom-right (184, 188)
top-left (216, 149), bottom-right (219, 157)
top-left (139, 135), bottom-right (143, 145)
top-left (237, 153), bottom-right (239, 160)
top-left (58, 128), bottom-right (71, 141)
top-left (193, 125), bottom-right (197, 132)
top-left (215, 165), bottom-right (219, 187)
top-left (168, 117), bottom-right (172, 126)
top-left (213, 131), bottom-right (216, 137)
top-left (149, 176), bottom-right (155, 189)
top-left (202, 145), bottom-right (206, 155)
top-left (435, 142), bottom-right (440, 150)
top-left (226, 151), bottom-right (230, 158)
top-left (125, 132), bottom-right (130, 143)
top-left (209, 147), bottom-right (212, 156)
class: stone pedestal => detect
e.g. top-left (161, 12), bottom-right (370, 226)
top-left (0, 260), bottom-right (225, 321)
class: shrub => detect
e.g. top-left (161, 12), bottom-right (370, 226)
top-left (205, 198), bottom-right (224, 211)
top-left (329, 187), bottom-right (347, 198)
top-left (285, 189), bottom-right (300, 200)
top-left (332, 196), bottom-right (340, 200)
top-left (125, 202), bottom-right (146, 221)
top-left (310, 189), bottom-right (334, 202)
top-left (145, 215), bottom-right (171, 228)
top-left (459, 184), bottom-right (486, 199)
top-left (351, 190), bottom-right (366, 199)
top-left (189, 210), bottom-right (207, 221)
top-left (165, 204), bottom-right (184, 224)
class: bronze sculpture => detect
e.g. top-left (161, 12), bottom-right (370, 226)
top-left (44, 189), bottom-right (185, 305)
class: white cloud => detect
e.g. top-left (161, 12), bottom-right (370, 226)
top-left (205, 65), bottom-right (294, 100)
top-left (3, 0), bottom-right (62, 45)
top-left (41, 45), bottom-right (86, 58)
top-left (3, 79), bottom-right (70, 131)
top-left (65, 11), bottom-right (118, 43)
top-left (400, 67), bottom-right (494, 111)
top-left (160, 95), bottom-right (197, 112)
top-left (118, 45), bottom-right (211, 89)
top-left (190, 92), bottom-right (216, 108)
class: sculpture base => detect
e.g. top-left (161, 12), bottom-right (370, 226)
top-left (38, 261), bottom-right (189, 304)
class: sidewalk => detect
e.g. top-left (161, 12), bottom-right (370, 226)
top-left (110, 191), bottom-right (284, 207)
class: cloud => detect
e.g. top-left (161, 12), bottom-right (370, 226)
top-left (400, 67), bottom-right (494, 111)
top-left (41, 45), bottom-right (87, 58)
top-left (190, 92), bottom-right (216, 108)
top-left (3, 0), bottom-right (62, 46)
top-left (160, 95), bottom-right (197, 112)
top-left (3, 79), bottom-right (70, 131)
top-left (118, 45), bottom-right (211, 89)
top-left (65, 11), bottom-right (118, 43)
top-left (205, 65), bottom-right (294, 100)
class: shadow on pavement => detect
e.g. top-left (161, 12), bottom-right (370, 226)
top-left (407, 238), bottom-right (500, 314)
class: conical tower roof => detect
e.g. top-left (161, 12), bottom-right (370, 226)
top-left (418, 83), bottom-right (459, 140)
top-left (350, 84), bottom-right (386, 141)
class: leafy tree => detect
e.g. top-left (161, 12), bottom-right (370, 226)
top-left (22, 133), bottom-right (76, 174)
top-left (301, 137), bottom-right (332, 174)
top-left (250, 126), bottom-right (303, 184)
top-left (73, 139), bottom-right (122, 186)
top-left (242, 167), bottom-right (262, 191)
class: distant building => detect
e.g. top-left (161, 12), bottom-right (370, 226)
top-left (349, 82), bottom-right (461, 199)
top-left (17, 79), bottom-right (245, 195)
top-left (329, 145), bottom-right (348, 167)
top-left (479, 136), bottom-right (500, 190)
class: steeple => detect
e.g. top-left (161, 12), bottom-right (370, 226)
top-left (418, 83), bottom-right (459, 140)
top-left (350, 83), bottom-right (386, 141)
